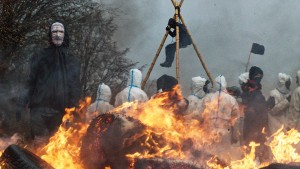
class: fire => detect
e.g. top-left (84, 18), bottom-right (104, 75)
top-left (267, 126), bottom-right (300, 163)
top-left (2, 87), bottom-right (300, 168)
top-left (120, 86), bottom-right (244, 166)
top-left (227, 142), bottom-right (264, 169)
top-left (35, 97), bottom-right (91, 169)
top-left (115, 86), bottom-right (300, 168)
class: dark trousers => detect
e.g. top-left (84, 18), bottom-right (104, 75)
top-left (164, 42), bottom-right (189, 65)
top-left (30, 107), bottom-right (63, 139)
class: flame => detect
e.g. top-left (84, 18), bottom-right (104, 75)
top-left (116, 86), bottom-right (300, 168)
top-left (119, 86), bottom-right (245, 166)
top-left (35, 97), bottom-right (91, 169)
top-left (267, 126), bottom-right (300, 163)
top-left (1, 87), bottom-right (300, 168)
top-left (228, 142), bottom-right (264, 169)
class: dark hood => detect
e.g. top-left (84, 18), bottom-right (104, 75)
top-left (157, 74), bottom-right (178, 92)
top-left (249, 66), bottom-right (263, 84)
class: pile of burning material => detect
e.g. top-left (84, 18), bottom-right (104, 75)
top-left (80, 113), bottom-right (212, 169)
top-left (2, 88), bottom-right (300, 168)
top-left (79, 88), bottom-right (231, 169)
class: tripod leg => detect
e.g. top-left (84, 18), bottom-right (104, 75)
top-left (170, 0), bottom-right (185, 8)
top-left (179, 0), bottom-right (185, 7)
top-left (179, 15), bottom-right (214, 87)
top-left (141, 29), bottom-right (169, 89)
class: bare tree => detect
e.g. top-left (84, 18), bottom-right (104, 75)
top-left (69, 5), bottom-right (136, 101)
top-left (0, 0), bottom-right (136, 98)
top-left (0, 0), bottom-right (99, 77)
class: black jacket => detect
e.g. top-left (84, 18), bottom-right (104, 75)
top-left (168, 24), bottom-right (192, 47)
top-left (241, 81), bottom-right (268, 144)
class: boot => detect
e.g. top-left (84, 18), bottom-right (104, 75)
top-left (160, 62), bottom-right (172, 67)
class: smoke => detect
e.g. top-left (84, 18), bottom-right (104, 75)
top-left (106, 0), bottom-right (300, 97)
top-left (0, 133), bottom-right (21, 151)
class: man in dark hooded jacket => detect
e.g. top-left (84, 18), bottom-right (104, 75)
top-left (16, 21), bottom-right (81, 146)
top-left (160, 18), bottom-right (192, 68)
top-left (241, 66), bottom-right (269, 162)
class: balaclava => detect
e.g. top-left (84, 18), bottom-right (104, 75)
top-left (51, 22), bottom-right (65, 46)
top-left (249, 66), bottom-right (263, 84)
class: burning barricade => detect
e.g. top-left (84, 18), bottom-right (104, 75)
top-left (1, 87), bottom-right (300, 168)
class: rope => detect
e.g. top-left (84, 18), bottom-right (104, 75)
top-left (128, 70), bottom-right (135, 101)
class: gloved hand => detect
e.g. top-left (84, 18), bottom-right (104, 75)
top-left (266, 96), bottom-right (275, 109)
top-left (203, 80), bottom-right (210, 94)
top-left (226, 86), bottom-right (241, 97)
top-left (166, 26), bottom-right (171, 31)
top-left (286, 95), bottom-right (291, 102)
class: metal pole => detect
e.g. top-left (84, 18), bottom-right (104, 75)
top-left (179, 15), bottom-right (214, 86)
top-left (245, 52), bottom-right (251, 72)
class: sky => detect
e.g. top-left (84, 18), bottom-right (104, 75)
top-left (105, 0), bottom-right (300, 96)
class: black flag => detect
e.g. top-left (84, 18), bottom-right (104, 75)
top-left (251, 43), bottom-right (265, 55)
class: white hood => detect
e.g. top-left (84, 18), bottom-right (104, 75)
top-left (127, 69), bottom-right (142, 88)
top-left (96, 83), bottom-right (111, 102)
top-left (276, 73), bottom-right (291, 94)
top-left (215, 75), bottom-right (227, 91)
top-left (191, 76), bottom-right (207, 98)
top-left (238, 72), bottom-right (249, 84)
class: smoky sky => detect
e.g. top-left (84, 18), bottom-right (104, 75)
top-left (105, 0), bottom-right (300, 96)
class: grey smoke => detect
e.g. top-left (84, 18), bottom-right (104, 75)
top-left (106, 0), bottom-right (300, 96)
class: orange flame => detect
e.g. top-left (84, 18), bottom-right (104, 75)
top-left (35, 97), bottom-right (91, 169)
top-left (3, 86), bottom-right (298, 169)
top-left (267, 126), bottom-right (300, 163)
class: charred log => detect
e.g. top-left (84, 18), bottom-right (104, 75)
top-left (134, 158), bottom-right (204, 169)
top-left (260, 163), bottom-right (300, 169)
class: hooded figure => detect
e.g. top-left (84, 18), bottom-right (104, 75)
top-left (241, 66), bottom-right (269, 162)
top-left (156, 74), bottom-right (179, 92)
top-left (16, 21), bottom-right (81, 145)
top-left (286, 70), bottom-right (300, 131)
top-left (201, 75), bottom-right (240, 144)
top-left (267, 73), bottom-right (291, 134)
top-left (114, 69), bottom-right (148, 107)
top-left (200, 75), bottom-right (240, 160)
top-left (153, 74), bottom-right (189, 115)
top-left (160, 18), bottom-right (192, 67)
top-left (86, 83), bottom-right (114, 122)
top-left (186, 76), bottom-right (209, 117)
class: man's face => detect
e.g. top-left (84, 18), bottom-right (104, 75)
top-left (51, 22), bottom-right (64, 46)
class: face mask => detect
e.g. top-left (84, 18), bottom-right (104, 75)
top-left (51, 22), bottom-right (64, 46)
top-left (253, 74), bottom-right (263, 84)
